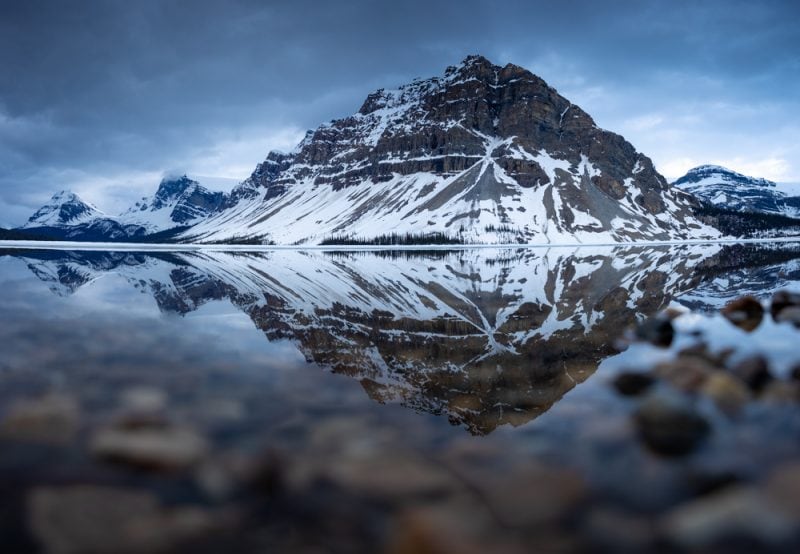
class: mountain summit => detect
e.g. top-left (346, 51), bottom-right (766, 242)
top-left (184, 55), bottom-right (718, 244)
top-left (673, 165), bottom-right (800, 217)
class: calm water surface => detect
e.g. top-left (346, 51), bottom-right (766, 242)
top-left (2, 243), bottom-right (800, 552)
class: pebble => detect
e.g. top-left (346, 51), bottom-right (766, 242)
top-left (634, 316), bottom-right (674, 347)
top-left (770, 290), bottom-right (800, 319)
top-left (720, 295), bottom-right (764, 332)
top-left (775, 306), bottom-right (800, 328)
top-left (700, 372), bottom-right (750, 415)
top-left (90, 425), bottom-right (208, 471)
top-left (611, 372), bottom-right (655, 396)
top-left (27, 485), bottom-right (215, 554)
top-left (729, 356), bottom-right (772, 392)
top-left (660, 486), bottom-right (796, 548)
top-left (653, 358), bottom-right (715, 392)
top-left (633, 394), bottom-right (710, 456)
top-left (0, 393), bottom-right (80, 444)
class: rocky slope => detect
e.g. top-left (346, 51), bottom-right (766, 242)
top-left (184, 55), bottom-right (719, 244)
top-left (674, 165), bottom-right (800, 217)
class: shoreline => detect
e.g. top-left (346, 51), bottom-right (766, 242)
top-left (1, 236), bottom-right (800, 252)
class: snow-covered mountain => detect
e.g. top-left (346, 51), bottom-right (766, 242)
top-left (119, 175), bottom-right (226, 233)
top-left (22, 191), bottom-right (106, 228)
top-left (673, 165), bottom-right (800, 217)
top-left (19, 191), bottom-right (146, 241)
top-left (183, 55), bottom-right (719, 245)
top-left (17, 176), bottom-right (226, 241)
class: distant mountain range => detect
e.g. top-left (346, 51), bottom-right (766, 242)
top-left (17, 176), bottom-right (226, 241)
top-left (673, 165), bottom-right (800, 218)
top-left (21, 55), bottom-right (800, 244)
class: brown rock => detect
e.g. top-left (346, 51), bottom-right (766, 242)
top-left (653, 359), bottom-right (716, 392)
top-left (660, 486), bottom-right (795, 548)
top-left (611, 372), bottom-right (655, 396)
top-left (770, 290), bottom-right (800, 319)
top-left (721, 296), bottom-right (764, 332)
top-left (701, 372), bottom-right (750, 414)
top-left (28, 485), bottom-right (214, 554)
top-left (729, 356), bottom-right (772, 392)
top-left (0, 393), bottom-right (80, 444)
top-left (90, 425), bottom-right (208, 471)
top-left (633, 394), bottom-right (710, 456)
top-left (775, 306), bottom-right (800, 328)
top-left (759, 381), bottom-right (800, 404)
top-left (634, 316), bottom-right (674, 347)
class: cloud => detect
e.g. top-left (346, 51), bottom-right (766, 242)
top-left (1, 0), bottom-right (799, 225)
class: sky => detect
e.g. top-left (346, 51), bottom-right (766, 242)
top-left (1, 0), bottom-right (798, 227)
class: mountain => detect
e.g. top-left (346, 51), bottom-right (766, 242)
top-left (18, 191), bottom-right (146, 241)
top-left (183, 55), bottom-right (719, 245)
top-left (16, 176), bottom-right (226, 241)
top-left (119, 175), bottom-right (226, 232)
top-left (673, 165), bottom-right (800, 217)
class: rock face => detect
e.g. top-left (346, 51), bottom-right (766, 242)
top-left (674, 165), bottom-right (800, 217)
top-left (185, 55), bottom-right (718, 244)
top-left (17, 176), bottom-right (226, 241)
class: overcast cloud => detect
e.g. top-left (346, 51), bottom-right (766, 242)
top-left (1, 0), bottom-right (798, 226)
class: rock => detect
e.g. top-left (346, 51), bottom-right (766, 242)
top-left (729, 356), bottom-right (772, 392)
top-left (770, 290), bottom-right (800, 319)
top-left (701, 372), bottom-right (750, 414)
top-left (775, 306), bottom-right (800, 328)
top-left (90, 425), bottom-right (208, 471)
top-left (677, 343), bottom-right (732, 368)
top-left (27, 485), bottom-right (215, 554)
top-left (120, 387), bottom-right (167, 415)
top-left (0, 393), bottom-right (80, 444)
top-left (583, 507), bottom-right (654, 551)
top-left (634, 316), bottom-right (674, 347)
top-left (653, 358), bottom-right (716, 392)
top-left (764, 462), bottom-right (800, 517)
top-left (721, 295), bottom-right (764, 332)
top-left (660, 486), bottom-right (796, 548)
top-left (611, 372), bottom-right (656, 396)
top-left (759, 381), bottom-right (800, 404)
top-left (633, 394), bottom-right (710, 456)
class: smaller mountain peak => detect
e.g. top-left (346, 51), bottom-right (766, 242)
top-left (155, 175), bottom-right (198, 201)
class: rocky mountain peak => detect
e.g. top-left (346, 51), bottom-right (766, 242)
top-left (675, 165), bottom-right (777, 189)
top-left (23, 190), bottom-right (103, 228)
top-left (153, 175), bottom-right (199, 207)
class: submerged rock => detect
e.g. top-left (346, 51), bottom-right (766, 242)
top-left (721, 296), bottom-right (764, 332)
top-left (611, 372), bottom-right (656, 396)
top-left (701, 372), bottom-right (750, 415)
top-left (633, 394), bottom-right (710, 456)
top-left (28, 485), bottom-right (215, 554)
top-left (660, 486), bottom-right (796, 548)
top-left (729, 356), bottom-right (772, 392)
top-left (0, 393), bottom-right (80, 444)
top-left (90, 425), bottom-right (208, 471)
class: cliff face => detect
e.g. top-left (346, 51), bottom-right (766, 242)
top-left (185, 55), bottom-right (718, 245)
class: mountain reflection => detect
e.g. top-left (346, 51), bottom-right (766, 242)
top-left (6, 243), bottom-right (798, 434)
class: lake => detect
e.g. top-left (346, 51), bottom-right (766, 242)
top-left (2, 243), bottom-right (800, 553)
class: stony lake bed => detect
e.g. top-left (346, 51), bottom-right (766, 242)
top-left (2, 242), bottom-right (800, 553)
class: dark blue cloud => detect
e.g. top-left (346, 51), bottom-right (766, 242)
top-left (1, 0), bottom-right (798, 225)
